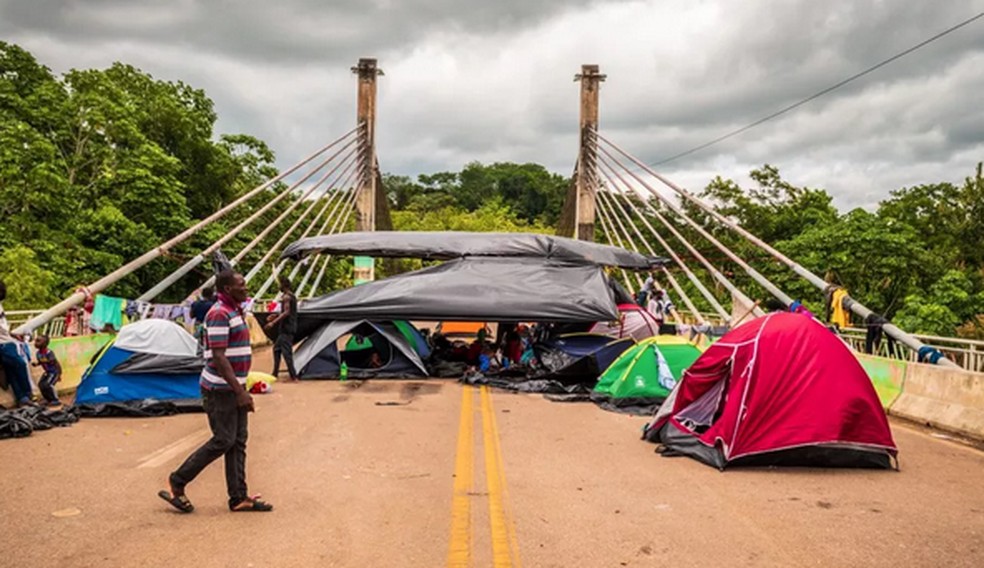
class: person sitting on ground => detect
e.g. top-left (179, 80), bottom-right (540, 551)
top-left (32, 334), bottom-right (62, 407)
top-left (367, 351), bottom-right (383, 369)
top-left (477, 344), bottom-right (500, 374)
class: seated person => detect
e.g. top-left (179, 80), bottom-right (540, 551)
top-left (367, 351), bottom-right (383, 369)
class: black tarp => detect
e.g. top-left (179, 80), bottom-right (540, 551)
top-left (281, 231), bottom-right (663, 269)
top-left (76, 399), bottom-right (202, 417)
top-left (0, 405), bottom-right (80, 439)
top-left (298, 258), bottom-right (621, 323)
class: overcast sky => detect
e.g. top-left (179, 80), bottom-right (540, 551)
top-left (2, 0), bottom-right (983, 210)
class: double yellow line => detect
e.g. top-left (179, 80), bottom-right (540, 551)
top-left (447, 386), bottom-right (522, 568)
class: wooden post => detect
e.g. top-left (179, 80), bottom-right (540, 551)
top-left (574, 64), bottom-right (605, 241)
top-left (352, 58), bottom-right (382, 283)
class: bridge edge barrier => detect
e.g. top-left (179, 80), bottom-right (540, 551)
top-left (888, 360), bottom-right (984, 441)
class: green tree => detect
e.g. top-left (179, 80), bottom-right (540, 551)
top-left (0, 245), bottom-right (57, 309)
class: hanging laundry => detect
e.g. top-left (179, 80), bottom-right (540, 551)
top-left (151, 304), bottom-right (171, 319)
top-left (168, 305), bottom-right (187, 322)
top-left (125, 300), bottom-right (151, 319)
top-left (89, 295), bottom-right (125, 331)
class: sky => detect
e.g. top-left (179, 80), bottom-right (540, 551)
top-left (2, 0), bottom-right (983, 210)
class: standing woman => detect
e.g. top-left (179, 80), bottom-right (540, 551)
top-left (265, 276), bottom-right (299, 381)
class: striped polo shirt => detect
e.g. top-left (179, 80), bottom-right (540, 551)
top-left (200, 300), bottom-right (252, 390)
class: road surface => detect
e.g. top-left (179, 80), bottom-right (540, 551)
top-left (2, 348), bottom-right (983, 567)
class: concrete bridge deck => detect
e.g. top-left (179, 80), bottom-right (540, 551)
top-left (2, 349), bottom-right (983, 568)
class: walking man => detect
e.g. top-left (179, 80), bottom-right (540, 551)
top-left (265, 276), bottom-right (299, 381)
top-left (158, 270), bottom-right (272, 513)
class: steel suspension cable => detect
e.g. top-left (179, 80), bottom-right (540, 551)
top-left (597, 154), bottom-right (758, 319)
top-left (254, 168), bottom-right (363, 300)
top-left (185, 147), bottom-right (360, 300)
top-left (296, 193), bottom-right (360, 298)
top-left (597, 188), bottom-right (699, 325)
top-left (596, 190), bottom-right (687, 325)
top-left (15, 127), bottom-right (361, 334)
top-left (596, 158), bottom-right (730, 322)
top-left (243, 158), bottom-right (361, 285)
top-left (290, 158), bottom-right (379, 296)
top-left (136, 136), bottom-right (359, 302)
top-left (597, 133), bottom-right (957, 366)
top-left (592, 187), bottom-right (640, 291)
top-left (600, 141), bottom-right (793, 307)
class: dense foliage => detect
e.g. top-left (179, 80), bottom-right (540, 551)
top-left (0, 42), bottom-right (310, 308)
top-left (666, 164), bottom-right (984, 338)
top-left (1, 43), bottom-right (980, 339)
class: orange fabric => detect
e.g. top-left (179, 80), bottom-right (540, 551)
top-left (439, 321), bottom-right (488, 335)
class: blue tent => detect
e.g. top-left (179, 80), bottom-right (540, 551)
top-left (75, 320), bottom-right (204, 406)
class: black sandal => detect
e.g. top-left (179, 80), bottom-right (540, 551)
top-left (158, 490), bottom-right (195, 513)
top-left (230, 495), bottom-right (273, 512)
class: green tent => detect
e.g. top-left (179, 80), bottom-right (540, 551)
top-left (345, 320), bottom-right (430, 358)
top-left (591, 337), bottom-right (703, 414)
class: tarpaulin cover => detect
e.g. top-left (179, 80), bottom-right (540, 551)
top-left (113, 319), bottom-right (199, 357)
top-left (111, 353), bottom-right (204, 375)
top-left (0, 405), bottom-right (80, 439)
top-left (298, 258), bottom-right (621, 323)
top-left (76, 400), bottom-right (201, 417)
top-left (645, 312), bottom-right (898, 469)
top-left (281, 231), bottom-right (662, 269)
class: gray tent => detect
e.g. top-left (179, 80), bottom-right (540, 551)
top-left (298, 257), bottom-right (622, 323)
top-left (281, 231), bottom-right (662, 268)
top-left (295, 320), bottom-right (428, 379)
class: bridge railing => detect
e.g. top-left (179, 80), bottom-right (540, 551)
top-left (686, 310), bottom-right (983, 373)
top-left (838, 327), bottom-right (983, 373)
top-left (6, 310), bottom-right (67, 339)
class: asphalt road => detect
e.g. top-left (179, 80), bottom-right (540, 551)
top-left (2, 348), bottom-right (983, 567)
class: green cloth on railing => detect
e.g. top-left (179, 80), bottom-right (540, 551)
top-left (89, 295), bottom-right (124, 331)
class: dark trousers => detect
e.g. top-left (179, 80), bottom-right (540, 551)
top-left (272, 333), bottom-right (297, 378)
top-left (39, 372), bottom-right (60, 403)
top-left (171, 389), bottom-right (248, 507)
top-left (0, 342), bottom-right (33, 404)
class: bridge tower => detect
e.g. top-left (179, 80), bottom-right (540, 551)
top-left (574, 64), bottom-right (606, 241)
top-left (352, 57), bottom-right (382, 283)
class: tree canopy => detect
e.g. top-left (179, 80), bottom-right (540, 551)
top-left (1, 42), bottom-right (981, 340)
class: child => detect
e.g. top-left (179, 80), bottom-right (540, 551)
top-left (32, 334), bottom-right (62, 406)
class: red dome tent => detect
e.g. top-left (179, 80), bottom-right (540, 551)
top-left (644, 313), bottom-right (897, 469)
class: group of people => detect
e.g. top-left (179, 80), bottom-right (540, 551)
top-left (0, 279), bottom-right (63, 408)
top-left (431, 324), bottom-right (535, 374)
top-left (635, 272), bottom-right (675, 326)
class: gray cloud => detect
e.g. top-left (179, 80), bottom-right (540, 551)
top-left (2, 0), bottom-right (983, 211)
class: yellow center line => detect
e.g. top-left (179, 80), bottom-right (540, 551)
top-left (447, 386), bottom-right (474, 567)
top-left (488, 389), bottom-right (523, 568)
top-left (481, 386), bottom-right (522, 568)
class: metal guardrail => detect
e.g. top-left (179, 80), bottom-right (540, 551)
top-left (7, 310), bottom-right (68, 339)
top-left (685, 310), bottom-right (984, 373)
top-left (9, 307), bottom-right (984, 372)
top-left (839, 327), bottom-right (984, 373)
